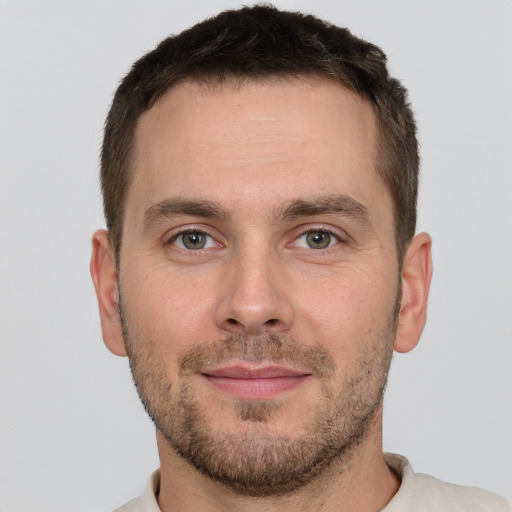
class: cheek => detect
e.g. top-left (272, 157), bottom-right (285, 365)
top-left (293, 267), bottom-right (398, 355)
top-left (120, 266), bottom-right (218, 355)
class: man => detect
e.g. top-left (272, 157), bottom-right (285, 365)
top-left (90, 5), bottom-right (511, 511)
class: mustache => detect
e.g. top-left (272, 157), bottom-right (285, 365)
top-left (179, 333), bottom-right (335, 378)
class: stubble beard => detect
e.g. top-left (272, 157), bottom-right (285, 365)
top-left (120, 299), bottom-right (399, 497)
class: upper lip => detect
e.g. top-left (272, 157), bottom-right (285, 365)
top-left (202, 365), bottom-right (310, 379)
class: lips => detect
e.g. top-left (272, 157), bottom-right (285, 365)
top-left (202, 365), bottom-right (311, 399)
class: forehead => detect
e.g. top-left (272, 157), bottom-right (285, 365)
top-left (126, 76), bottom-right (388, 226)
top-left (136, 76), bottom-right (376, 158)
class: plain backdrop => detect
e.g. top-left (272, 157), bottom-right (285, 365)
top-left (1, 1), bottom-right (511, 510)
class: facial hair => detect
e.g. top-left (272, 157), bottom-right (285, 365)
top-left (120, 297), bottom-right (399, 497)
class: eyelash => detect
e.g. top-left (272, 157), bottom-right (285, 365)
top-left (166, 226), bottom-right (220, 251)
top-left (290, 225), bottom-right (345, 250)
top-left (165, 225), bottom-right (346, 252)
top-left (293, 230), bottom-right (340, 249)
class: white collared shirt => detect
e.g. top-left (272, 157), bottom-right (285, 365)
top-left (114, 453), bottom-right (512, 511)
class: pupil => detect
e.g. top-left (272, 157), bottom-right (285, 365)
top-left (184, 232), bottom-right (205, 249)
top-left (307, 231), bottom-right (330, 249)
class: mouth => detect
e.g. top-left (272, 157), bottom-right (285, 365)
top-left (201, 364), bottom-right (312, 400)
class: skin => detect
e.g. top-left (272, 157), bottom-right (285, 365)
top-left (91, 77), bottom-right (432, 512)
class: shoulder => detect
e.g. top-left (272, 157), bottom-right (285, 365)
top-left (113, 498), bottom-right (139, 512)
top-left (112, 469), bottom-right (161, 512)
top-left (384, 454), bottom-right (512, 512)
top-left (407, 472), bottom-right (512, 511)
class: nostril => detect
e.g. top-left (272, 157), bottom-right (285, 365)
top-left (221, 316), bottom-right (285, 334)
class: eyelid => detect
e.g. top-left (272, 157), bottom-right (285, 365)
top-left (289, 224), bottom-right (348, 245)
top-left (165, 224), bottom-right (223, 249)
top-left (162, 222), bottom-right (348, 251)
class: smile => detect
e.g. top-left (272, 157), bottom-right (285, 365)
top-left (202, 365), bottom-right (312, 400)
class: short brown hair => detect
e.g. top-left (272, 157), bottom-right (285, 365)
top-left (101, 4), bottom-right (419, 264)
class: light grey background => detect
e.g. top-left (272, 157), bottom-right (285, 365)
top-left (1, 1), bottom-right (511, 511)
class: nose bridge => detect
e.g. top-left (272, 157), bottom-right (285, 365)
top-left (215, 238), bottom-right (293, 334)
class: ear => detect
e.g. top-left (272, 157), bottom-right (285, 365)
top-left (394, 232), bottom-right (433, 354)
top-left (90, 230), bottom-right (127, 356)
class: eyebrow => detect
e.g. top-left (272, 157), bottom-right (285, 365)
top-left (141, 198), bottom-right (230, 233)
top-left (141, 194), bottom-right (372, 233)
top-left (274, 195), bottom-right (371, 226)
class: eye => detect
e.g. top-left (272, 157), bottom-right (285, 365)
top-left (295, 230), bottom-right (339, 249)
top-left (172, 231), bottom-right (217, 250)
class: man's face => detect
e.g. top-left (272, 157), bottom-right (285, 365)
top-left (117, 77), bottom-right (401, 494)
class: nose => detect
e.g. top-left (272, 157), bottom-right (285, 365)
top-left (214, 245), bottom-right (294, 336)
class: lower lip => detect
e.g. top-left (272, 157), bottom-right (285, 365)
top-left (203, 375), bottom-right (309, 399)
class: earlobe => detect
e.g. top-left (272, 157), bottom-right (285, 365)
top-left (90, 230), bottom-right (127, 357)
top-left (394, 232), bottom-right (433, 354)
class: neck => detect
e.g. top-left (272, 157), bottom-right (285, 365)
top-left (156, 408), bottom-right (400, 512)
